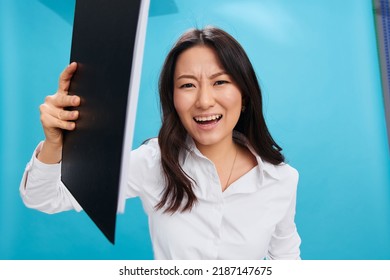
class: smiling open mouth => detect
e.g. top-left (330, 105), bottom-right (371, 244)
top-left (193, 114), bottom-right (223, 125)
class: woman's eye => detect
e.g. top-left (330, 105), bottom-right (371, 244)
top-left (214, 80), bottom-right (228, 86)
top-left (180, 83), bottom-right (194, 88)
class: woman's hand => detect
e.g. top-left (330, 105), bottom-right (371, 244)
top-left (37, 62), bottom-right (80, 164)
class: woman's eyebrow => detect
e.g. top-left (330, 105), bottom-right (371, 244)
top-left (176, 74), bottom-right (198, 80)
top-left (176, 71), bottom-right (227, 81)
top-left (209, 71), bottom-right (227, 79)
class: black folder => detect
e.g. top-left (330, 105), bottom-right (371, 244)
top-left (61, 0), bottom-right (149, 244)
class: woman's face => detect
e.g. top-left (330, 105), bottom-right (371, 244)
top-left (173, 45), bottom-right (242, 150)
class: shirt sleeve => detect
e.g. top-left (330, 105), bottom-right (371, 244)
top-left (19, 142), bottom-right (82, 213)
top-left (125, 139), bottom-right (162, 198)
top-left (266, 169), bottom-right (301, 260)
top-left (123, 139), bottom-right (163, 215)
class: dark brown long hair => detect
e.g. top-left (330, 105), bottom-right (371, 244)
top-left (157, 26), bottom-right (284, 213)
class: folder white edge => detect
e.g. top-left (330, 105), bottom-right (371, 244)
top-left (118, 0), bottom-right (150, 213)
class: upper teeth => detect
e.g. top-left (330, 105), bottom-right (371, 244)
top-left (194, 115), bottom-right (222, 122)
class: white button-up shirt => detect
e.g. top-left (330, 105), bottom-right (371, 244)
top-left (20, 134), bottom-right (301, 260)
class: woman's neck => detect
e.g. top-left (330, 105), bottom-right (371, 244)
top-left (195, 135), bottom-right (237, 165)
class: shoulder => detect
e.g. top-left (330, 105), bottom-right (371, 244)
top-left (263, 162), bottom-right (299, 210)
top-left (132, 138), bottom-right (160, 155)
top-left (130, 138), bottom-right (161, 168)
top-left (263, 161), bottom-right (299, 194)
top-left (126, 138), bottom-right (164, 201)
top-left (274, 163), bottom-right (299, 196)
top-left (275, 163), bottom-right (299, 184)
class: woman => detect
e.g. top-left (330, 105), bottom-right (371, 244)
top-left (20, 26), bottom-right (301, 259)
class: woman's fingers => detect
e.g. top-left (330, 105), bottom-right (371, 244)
top-left (36, 63), bottom-right (79, 160)
top-left (43, 113), bottom-right (76, 131)
top-left (45, 93), bottom-right (80, 108)
top-left (40, 103), bottom-right (79, 129)
top-left (58, 62), bottom-right (78, 93)
top-left (57, 108), bottom-right (79, 122)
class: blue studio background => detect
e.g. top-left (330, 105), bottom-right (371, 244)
top-left (1, 0), bottom-right (390, 259)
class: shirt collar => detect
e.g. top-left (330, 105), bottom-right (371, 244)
top-left (233, 131), bottom-right (281, 181)
top-left (183, 131), bottom-right (281, 181)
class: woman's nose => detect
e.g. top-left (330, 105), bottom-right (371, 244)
top-left (195, 85), bottom-right (215, 109)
